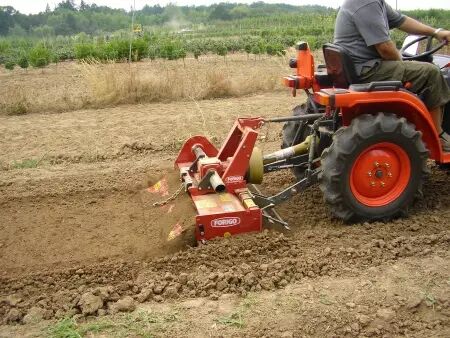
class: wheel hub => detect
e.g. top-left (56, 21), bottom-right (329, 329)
top-left (350, 142), bottom-right (411, 207)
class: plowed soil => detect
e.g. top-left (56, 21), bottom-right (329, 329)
top-left (0, 91), bottom-right (449, 337)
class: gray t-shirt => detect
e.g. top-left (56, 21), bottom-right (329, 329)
top-left (334, 0), bottom-right (406, 74)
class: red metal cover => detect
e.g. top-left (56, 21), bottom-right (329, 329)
top-left (192, 193), bottom-right (262, 240)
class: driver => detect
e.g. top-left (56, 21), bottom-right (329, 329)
top-left (334, 0), bottom-right (450, 152)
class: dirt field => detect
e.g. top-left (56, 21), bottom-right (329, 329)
top-left (0, 60), bottom-right (449, 337)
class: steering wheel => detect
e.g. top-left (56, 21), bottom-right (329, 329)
top-left (400, 35), bottom-right (447, 61)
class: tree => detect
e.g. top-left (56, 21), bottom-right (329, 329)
top-left (230, 5), bottom-right (250, 20)
top-left (216, 43), bottom-right (227, 62)
top-left (8, 24), bottom-right (27, 36)
top-left (209, 4), bottom-right (232, 21)
top-left (0, 6), bottom-right (16, 36)
top-left (45, 3), bottom-right (51, 13)
top-left (4, 60), bottom-right (15, 70)
top-left (56, 0), bottom-right (76, 11)
top-left (79, 0), bottom-right (89, 11)
top-left (29, 45), bottom-right (51, 68)
top-left (17, 54), bottom-right (29, 69)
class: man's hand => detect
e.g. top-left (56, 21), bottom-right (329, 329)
top-left (435, 30), bottom-right (450, 43)
top-left (374, 40), bottom-right (402, 61)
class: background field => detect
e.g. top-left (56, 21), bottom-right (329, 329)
top-left (1, 3), bottom-right (449, 68)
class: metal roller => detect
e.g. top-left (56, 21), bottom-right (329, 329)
top-left (246, 146), bottom-right (264, 184)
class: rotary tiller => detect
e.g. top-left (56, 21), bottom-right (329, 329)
top-left (175, 38), bottom-right (450, 242)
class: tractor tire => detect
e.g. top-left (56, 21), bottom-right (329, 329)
top-left (319, 113), bottom-right (429, 222)
top-left (281, 103), bottom-right (311, 180)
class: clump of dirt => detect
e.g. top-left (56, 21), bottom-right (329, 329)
top-left (1, 222), bottom-right (448, 324)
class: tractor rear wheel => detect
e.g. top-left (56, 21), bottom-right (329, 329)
top-left (320, 113), bottom-right (429, 222)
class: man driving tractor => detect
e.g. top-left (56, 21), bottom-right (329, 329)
top-left (334, 0), bottom-right (450, 152)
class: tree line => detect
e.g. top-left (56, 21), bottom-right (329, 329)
top-left (0, 2), bottom-right (448, 70)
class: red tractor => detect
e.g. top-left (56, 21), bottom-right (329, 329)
top-left (175, 36), bottom-right (450, 242)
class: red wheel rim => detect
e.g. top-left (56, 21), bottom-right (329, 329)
top-left (350, 142), bottom-right (411, 207)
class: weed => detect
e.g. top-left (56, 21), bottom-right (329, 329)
top-left (11, 158), bottom-right (39, 169)
top-left (46, 310), bottom-right (179, 338)
top-left (424, 292), bottom-right (436, 308)
top-left (78, 320), bottom-right (115, 335)
top-left (216, 311), bottom-right (245, 328)
top-left (215, 294), bottom-right (256, 329)
top-left (47, 318), bottom-right (81, 338)
top-left (1, 100), bottom-right (28, 116)
top-left (319, 294), bottom-right (334, 305)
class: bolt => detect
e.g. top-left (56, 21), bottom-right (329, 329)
top-left (367, 171), bottom-right (372, 177)
top-left (380, 182), bottom-right (385, 187)
top-left (374, 161), bottom-right (380, 167)
top-left (387, 172), bottom-right (392, 178)
top-left (370, 181), bottom-right (376, 187)
top-left (385, 163), bottom-right (390, 168)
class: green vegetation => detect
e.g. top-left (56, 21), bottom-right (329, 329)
top-left (215, 294), bottom-right (256, 329)
top-left (11, 159), bottom-right (39, 169)
top-left (0, 2), bottom-right (449, 68)
top-left (46, 310), bottom-right (180, 338)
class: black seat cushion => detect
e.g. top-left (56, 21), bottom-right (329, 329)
top-left (323, 43), bottom-right (358, 88)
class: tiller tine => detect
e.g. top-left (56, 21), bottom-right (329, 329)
top-left (175, 118), bottom-right (265, 242)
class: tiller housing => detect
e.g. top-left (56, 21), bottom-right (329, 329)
top-left (175, 118), bottom-right (264, 241)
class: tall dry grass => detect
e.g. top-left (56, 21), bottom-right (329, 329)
top-left (80, 58), bottom-right (283, 108)
top-left (0, 54), bottom-right (289, 115)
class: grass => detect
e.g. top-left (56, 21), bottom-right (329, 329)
top-left (216, 311), bottom-right (245, 329)
top-left (214, 294), bottom-right (256, 329)
top-left (11, 158), bottom-right (40, 169)
top-left (46, 310), bottom-right (180, 338)
top-left (0, 55), bottom-right (286, 116)
top-left (47, 318), bottom-right (81, 338)
top-left (80, 57), bottom-right (282, 108)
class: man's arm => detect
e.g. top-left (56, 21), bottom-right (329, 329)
top-left (399, 17), bottom-right (450, 42)
top-left (374, 40), bottom-right (401, 61)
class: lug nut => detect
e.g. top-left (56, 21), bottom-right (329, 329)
top-left (374, 161), bottom-right (380, 167)
top-left (380, 182), bottom-right (385, 187)
top-left (367, 171), bottom-right (372, 177)
top-left (370, 181), bottom-right (376, 187)
top-left (385, 163), bottom-right (390, 168)
top-left (387, 172), bottom-right (392, 178)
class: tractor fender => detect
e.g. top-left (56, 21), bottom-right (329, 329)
top-left (338, 92), bottom-right (443, 161)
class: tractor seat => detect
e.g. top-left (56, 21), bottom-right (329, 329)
top-left (323, 43), bottom-right (359, 88)
top-left (322, 44), bottom-right (415, 94)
